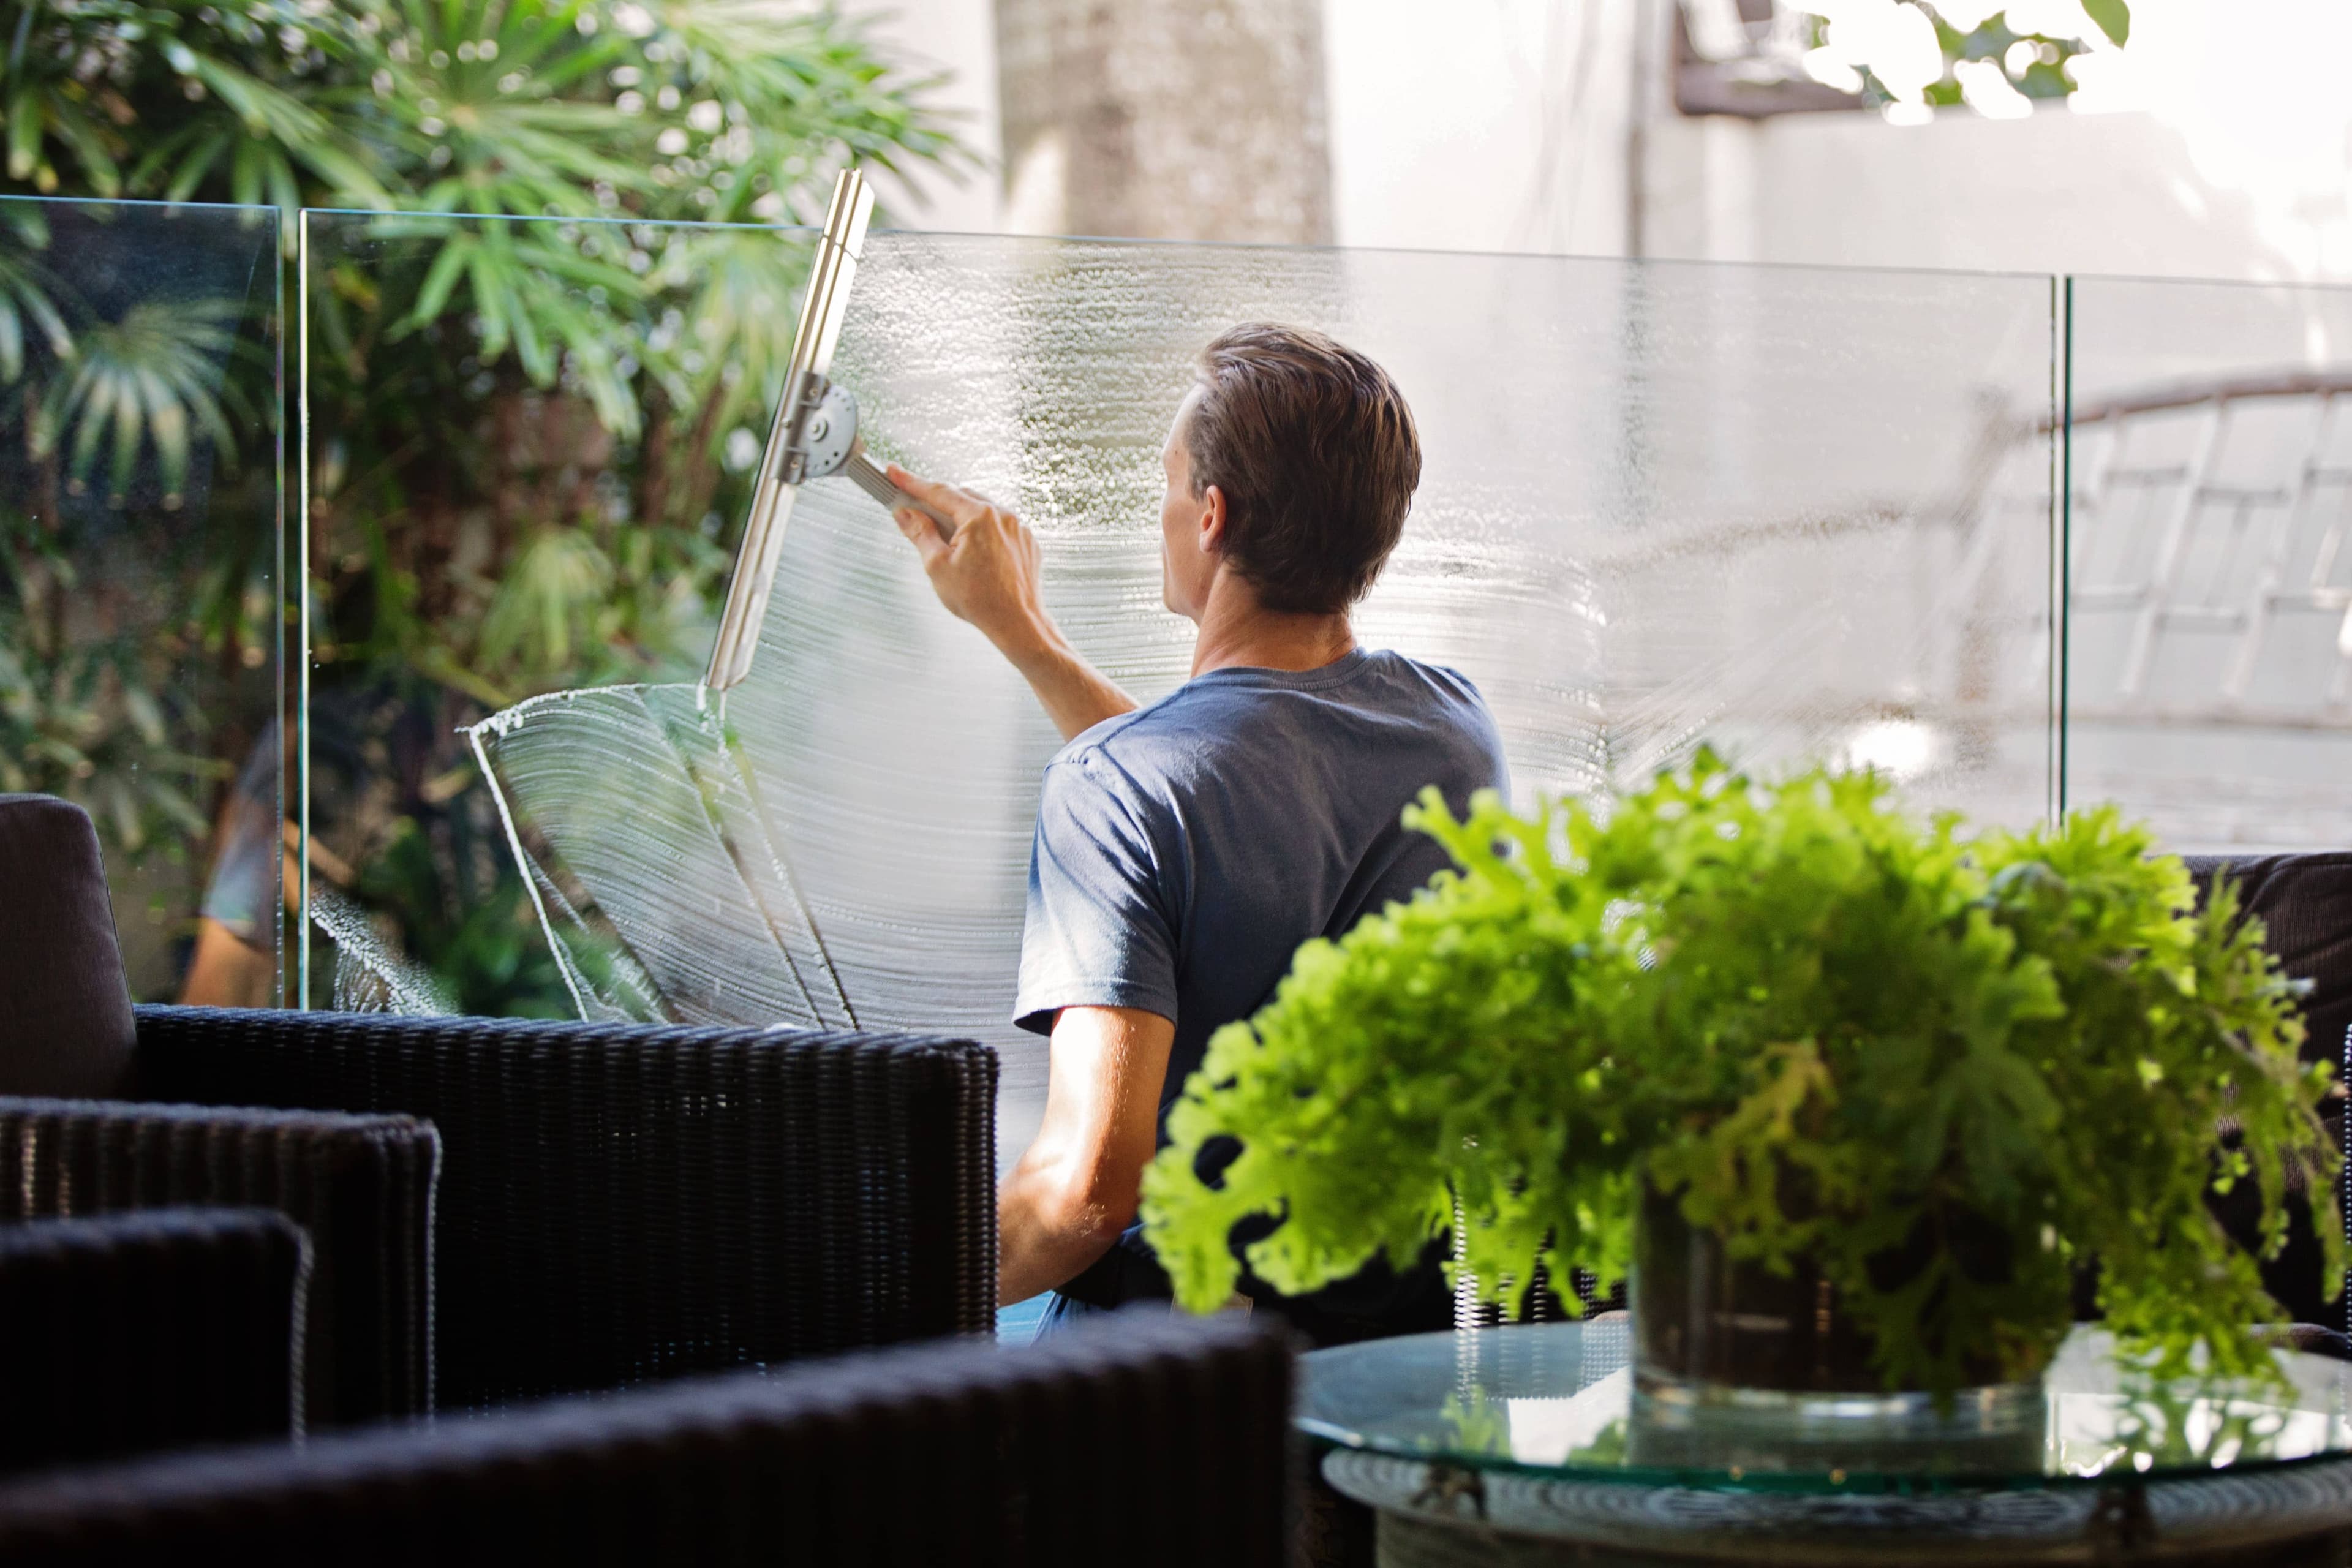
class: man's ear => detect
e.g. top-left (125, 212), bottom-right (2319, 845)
top-left (1197, 483), bottom-right (1227, 555)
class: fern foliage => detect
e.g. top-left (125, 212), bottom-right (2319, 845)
top-left (1143, 751), bottom-right (2337, 1394)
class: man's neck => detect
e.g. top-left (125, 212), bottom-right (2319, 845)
top-left (1188, 570), bottom-right (1356, 679)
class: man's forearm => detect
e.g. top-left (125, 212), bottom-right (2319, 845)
top-left (994, 1005), bottom-right (1172, 1306)
top-left (997, 614), bottom-right (1138, 742)
top-left (997, 1148), bottom-right (1127, 1306)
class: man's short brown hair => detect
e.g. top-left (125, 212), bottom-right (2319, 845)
top-left (1182, 323), bottom-right (1421, 616)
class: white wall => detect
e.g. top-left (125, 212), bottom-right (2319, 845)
top-left (859, 0), bottom-right (2352, 284)
top-left (1646, 107), bottom-right (2328, 280)
top-left (1646, 0), bottom-right (2352, 284)
top-left (1358, 0), bottom-right (2352, 285)
top-left (1321, 0), bottom-right (1643, 256)
top-left (845, 0), bottom-right (1003, 235)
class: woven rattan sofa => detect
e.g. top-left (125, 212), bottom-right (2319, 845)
top-left (0, 1307), bottom-right (1291, 1568)
top-left (0, 1208), bottom-right (305, 1471)
top-left (0, 793), bottom-right (998, 1431)
top-left (126, 1006), bottom-right (998, 1412)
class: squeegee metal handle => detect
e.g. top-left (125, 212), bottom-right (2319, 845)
top-left (706, 168), bottom-right (875, 693)
top-left (843, 447), bottom-right (957, 538)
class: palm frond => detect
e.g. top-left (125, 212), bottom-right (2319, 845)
top-left (39, 298), bottom-right (245, 497)
top-left (0, 241), bottom-right (73, 382)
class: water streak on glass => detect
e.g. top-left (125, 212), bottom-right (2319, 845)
top-left (400, 228), bottom-right (2063, 1167)
top-left (311, 881), bottom-right (451, 1016)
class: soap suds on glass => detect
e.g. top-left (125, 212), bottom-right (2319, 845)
top-left (456, 235), bottom-right (2057, 1170)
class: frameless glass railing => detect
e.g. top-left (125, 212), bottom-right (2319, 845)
top-left (2060, 274), bottom-right (2352, 852)
top-left (296, 208), bottom-right (823, 1018)
top-left (0, 196), bottom-right (282, 1006)
top-left (297, 211), bottom-right (2062, 1163)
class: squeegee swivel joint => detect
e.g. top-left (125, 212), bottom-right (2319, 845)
top-left (703, 169), bottom-right (875, 693)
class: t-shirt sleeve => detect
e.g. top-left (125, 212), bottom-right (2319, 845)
top-left (1013, 753), bottom-right (1179, 1036)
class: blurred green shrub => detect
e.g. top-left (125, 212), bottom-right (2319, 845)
top-left (1, 1), bottom-right (967, 1009)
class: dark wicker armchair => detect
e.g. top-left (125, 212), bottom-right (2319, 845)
top-left (126, 1007), bottom-right (998, 1409)
top-left (0, 1208), bottom-right (306, 1471)
top-left (0, 1308), bottom-right (1291, 1568)
top-left (1, 793), bottom-right (1000, 1430)
top-left (0, 1093), bottom-right (437, 1427)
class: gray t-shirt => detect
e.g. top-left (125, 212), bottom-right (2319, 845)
top-left (1014, 647), bottom-right (1510, 1120)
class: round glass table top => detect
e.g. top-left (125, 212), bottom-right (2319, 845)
top-left (1295, 1321), bottom-right (2352, 1495)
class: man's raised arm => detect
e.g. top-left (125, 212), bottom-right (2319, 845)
top-left (887, 466), bottom-right (1137, 742)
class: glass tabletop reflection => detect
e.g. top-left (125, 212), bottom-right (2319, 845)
top-left (1296, 1321), bottom-right (2352, 1494)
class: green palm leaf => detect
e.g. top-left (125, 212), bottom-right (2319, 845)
top-left (0, 239), bottom-right (72, 382)
top-left (39, 299), bottom-right (244, 498)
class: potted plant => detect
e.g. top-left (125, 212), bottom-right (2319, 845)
top-left (1142, 752), bottom-right (2339, 1422)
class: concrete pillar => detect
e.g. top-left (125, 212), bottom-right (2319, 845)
top-left (993, 0), bottom-right (1333, 244)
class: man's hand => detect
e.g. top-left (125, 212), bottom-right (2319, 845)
top-left (886, 465), bottom-right (1050, 657)
top-left (886, 464), bottom-right (1139, 741)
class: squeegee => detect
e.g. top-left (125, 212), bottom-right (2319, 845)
top-left (704, 167), bottom-right (953, 692)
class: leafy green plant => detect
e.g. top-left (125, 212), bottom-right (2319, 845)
top-left (1142, 751), bottom-right (2339, 1396)
top-left (0, 502), bottom-right (230, 851)
top-left (1795, 1), bottom-right (2129, 109)
top-left (37, 295), bottom-right (247, 499)
top-left (2, 1), bottom-right (966, 1009)
top-left (0, 206), bottom-right (70, 378)
top-left (0, 196), bottom-right (277, 891)
top-left (2, 1), bottom-right (957, 232)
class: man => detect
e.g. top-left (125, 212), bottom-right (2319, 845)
top-left (887, 323), bottom-right (1506, 1342)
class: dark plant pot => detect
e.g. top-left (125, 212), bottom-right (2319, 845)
top-left (1627, 1183), bottom-right (2050, 1474)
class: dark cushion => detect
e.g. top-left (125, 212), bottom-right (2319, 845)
top-left (0, 796), bottom-right (135, 1098)
top-left (2181, 852), bottom-right (2352, 1065)
top-left (0, 1208), bottom-right (306, 1470)
top-left (0, 1097), bottom-right (439, 1427)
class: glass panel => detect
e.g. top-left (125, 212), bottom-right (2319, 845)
top-left (1, 197), bottom-right (282, 1005)
top-left (302, 215), bottom-right (2057, 1166)
top-left (2062, 275), bottom-right (2352, 851)
top-left (298, 209), bottom-right (815, 1017)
